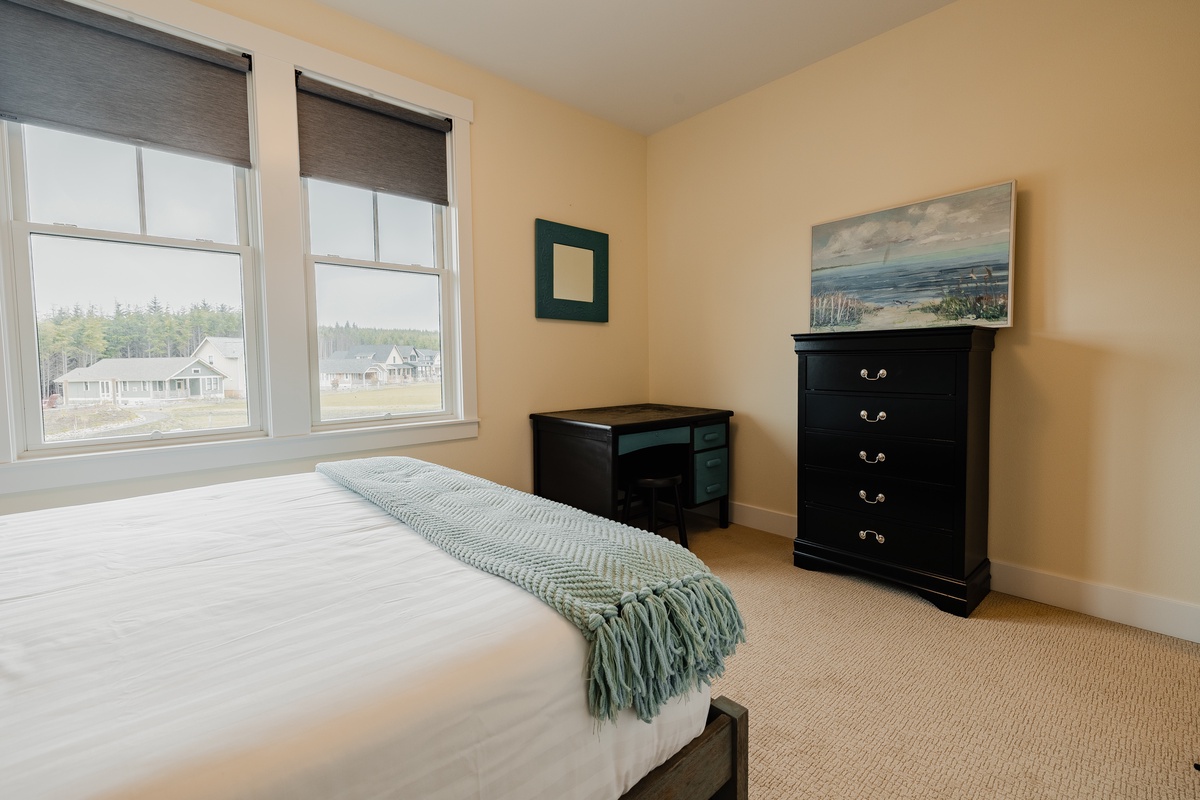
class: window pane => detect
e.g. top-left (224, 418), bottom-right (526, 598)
top-left (315, 263), bottom-right (442, 421)
top-left (24, 126), bottom-right (139, 233)
top-left (307, 180), bottom-right (374, 261)
top-left (29, 234), bottom-right (248, 443)
top-left (144, 149), bottom-right (238, 244)
top-left (378, 193), bottom-right (435, 267)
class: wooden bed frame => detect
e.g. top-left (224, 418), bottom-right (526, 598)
top-left (622, 696), bottom-right (748, 800)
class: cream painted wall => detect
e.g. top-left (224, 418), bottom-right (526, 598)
top-left (194, 0), bottom-right (652, 487)
top-left (7, 0), bottom-right (649, 513)
top-left (647, 0), bottom-right (1200, 607)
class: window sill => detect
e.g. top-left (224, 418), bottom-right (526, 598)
top-left (0, 417), bottom-right (479, 499)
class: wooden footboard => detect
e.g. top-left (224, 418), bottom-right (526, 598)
top-left (621, 696), bottom-right (748, 800)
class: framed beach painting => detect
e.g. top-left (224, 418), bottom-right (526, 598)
top-left (810, 181), bottom-right (1015, 332)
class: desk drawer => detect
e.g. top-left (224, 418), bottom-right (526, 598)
top-left (807, 353), bottom-right (956, 394)
top-left (694, 423), bottom-right (726, 450)
top-left (694, 447), bottom-right (729, 503)
top-left (804, 431), bottom-right (956, 484)
top-left (804, 468), bottom-right (954, 529)
top-left (803, 506), bottom-right (954, 575)
top-left (805, 393), bottom-right (955, 440)
top-left (618, 426), bottom-right (690, 455)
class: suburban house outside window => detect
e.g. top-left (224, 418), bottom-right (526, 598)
top-left (0, 0), bottom-right (476, 496)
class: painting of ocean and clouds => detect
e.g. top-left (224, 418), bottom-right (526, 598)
top-left (810, 181), bottom-right (1014, 331)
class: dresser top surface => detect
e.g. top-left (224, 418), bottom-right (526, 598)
top-left (792, 325), bottom-right (997, 353)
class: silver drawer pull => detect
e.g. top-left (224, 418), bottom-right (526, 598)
top-left (859, 410), bottom-right (887, 423)
top-left (858, 529), bottom-right (885, 544)
top-left (859, 451), bottom-right (886, 464)
top-left (705, 457), bottom-right (722, 468)
top-left (859, 368), bottom-right (887, 381)
top-left (706, 484), bottom-right (723, 493)
top-left (858, 490), bottom-right (885, 504)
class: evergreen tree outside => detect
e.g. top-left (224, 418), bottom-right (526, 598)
top-left (35, 304), bottom-right (439, 399)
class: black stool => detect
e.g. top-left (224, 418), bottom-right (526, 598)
top-left (622, 471), bottom-right (688, 549)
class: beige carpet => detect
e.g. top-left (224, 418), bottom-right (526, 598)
top-left (685, 521), bottom-right (1200, 799)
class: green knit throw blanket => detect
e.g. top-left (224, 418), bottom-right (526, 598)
top-left (316, 457), bottom-right (744, 723)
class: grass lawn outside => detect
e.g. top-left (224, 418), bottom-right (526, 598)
top-left (319, 382), bottom-right (443, 418)
top-left (43, 400), bottom-right (250, 441)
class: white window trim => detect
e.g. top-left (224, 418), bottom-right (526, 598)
top-left (0, 0), bottom-right (477, 498)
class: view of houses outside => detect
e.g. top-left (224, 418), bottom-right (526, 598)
top-left (312, 261), bottom-right (444, 422)
top-left (40, 309), bottom-right (442, 441)
top-left (38, 302), bottom-right (250, 442)
top-left (23, 125), bottom-right (253, 445)
top-left (315, 329), bottom-right (444, 421)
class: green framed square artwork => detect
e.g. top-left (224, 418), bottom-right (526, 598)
top-left (535, 218), bottom-right (608, 322)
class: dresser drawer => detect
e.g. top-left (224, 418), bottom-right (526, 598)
top-left (693, 447), bottom-right (729, 502)
top-left (805, 393), bottom-right (955, 440)
top-left (807, 353), bottom-right (956, 395)
top-left (804, 431), bottom-right (956, 484)
top-left (803, 506), bottom-right (954, 575)
top-left (804, 468), bottom-right (955, 529)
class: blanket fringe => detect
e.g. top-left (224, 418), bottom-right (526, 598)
top-left (588, 573), bottom-right (745, 723)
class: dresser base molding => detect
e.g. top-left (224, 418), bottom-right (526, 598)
top-left (794, 542), bottom-right (991, 618)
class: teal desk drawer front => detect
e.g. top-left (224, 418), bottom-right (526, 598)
top-left (618, 426), bottom-right (690, 455)
top-left (694, 447), bottom-right (729, 502)
top-left (694, 423), bottom-right (726, 450)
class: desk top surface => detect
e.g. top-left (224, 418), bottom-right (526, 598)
top-left (530, 403), bottom-right (732, 429)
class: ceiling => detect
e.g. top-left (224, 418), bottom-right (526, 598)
top-left (315, 0), bottom-right (956, 134)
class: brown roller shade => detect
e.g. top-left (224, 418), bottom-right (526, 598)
top-left (296, 73), bottom-right (451, 206)
top-left (0, 0), bottom-right (252, 167)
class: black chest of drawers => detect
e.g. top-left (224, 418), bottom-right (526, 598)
top-left (792, 326), bottom-right (995, 616)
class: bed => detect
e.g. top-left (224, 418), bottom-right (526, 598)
top-left (0, 459), bottom-right (747, 799)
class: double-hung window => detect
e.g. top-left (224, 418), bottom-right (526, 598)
top-left (297, 75), bottom-right (457, 426)
top-left (0, 0), bottom-right (256, 452)
top-left (0, 0), bottom-right (476, 495)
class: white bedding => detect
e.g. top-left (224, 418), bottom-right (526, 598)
top-left (0, 472), bottom-right (709, 800)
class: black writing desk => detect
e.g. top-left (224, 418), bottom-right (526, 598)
top-left (530, 403), bottom-right (733, 527)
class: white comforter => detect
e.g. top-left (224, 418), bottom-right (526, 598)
top-left (0, 472), bottom-right (709, 800)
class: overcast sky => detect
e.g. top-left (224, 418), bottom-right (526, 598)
top-left (315, 263), bottom-right (441, 331)
top-left (32, 236), bottom-right (244, 314)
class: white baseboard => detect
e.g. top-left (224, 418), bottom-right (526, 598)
top-left (729, 501), bottom-right (795, 538)
top-left (719, 505), bottom-right (1200, 644)
top-left (990, 560), bottom-right (1200, 644)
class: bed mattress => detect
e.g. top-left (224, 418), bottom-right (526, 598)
top-left (0, 472), bottom-right (710, 799)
